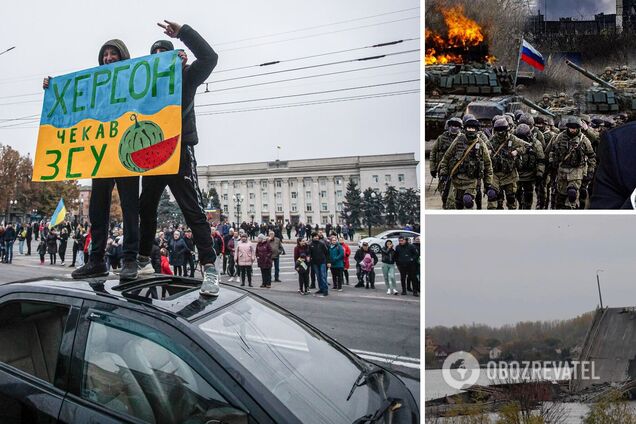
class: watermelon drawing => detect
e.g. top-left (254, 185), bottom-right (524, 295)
top-left (118, 114), bottom-right (178, 172)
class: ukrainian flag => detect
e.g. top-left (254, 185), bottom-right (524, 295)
top-left (49, 199), bottom-right (66, 229)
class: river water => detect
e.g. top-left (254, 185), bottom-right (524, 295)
top-left (425, 369), bottom-right (597, 423)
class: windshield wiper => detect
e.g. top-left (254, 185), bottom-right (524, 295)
top-left (346, 365), bottom-right (385, 401)
top-left (351, 398), bottom-right (402, 424)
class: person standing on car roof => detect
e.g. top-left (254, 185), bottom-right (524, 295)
top-left (43, 40), bottom-right (140, 281)
top-left (137, 21), bottom-right (220, 296)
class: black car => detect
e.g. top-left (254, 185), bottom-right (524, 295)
top-left (0, 275), bottom-right (419, 423)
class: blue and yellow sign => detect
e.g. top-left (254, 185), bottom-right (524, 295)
top-left (33, 50), bottom-right (182, 181)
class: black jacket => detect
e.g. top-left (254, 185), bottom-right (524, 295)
top-left (354, 249), bottom-right (378, 265)
top-left (308, 240), bottom-right (330, 265)
top-left (395, 243), bottom-right (418, 266)
top-left (590, 123), bottom-right (636, 209)
top-left (380, 247), bottom-right (396, 264)
top-left (4, 227), bottom-right (15, 243)
top-left (178, 25), bottom-right (218, 146)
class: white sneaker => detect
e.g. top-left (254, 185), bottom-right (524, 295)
top-left (387, 289), bottom-right (391, 295)
top-left (229, 276), bottom-right (235, 282)
top-left (137, 256), bottom-right (155, 275)
top-left (200, 264), bottom-right (220, 296)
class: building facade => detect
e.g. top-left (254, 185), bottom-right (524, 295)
top-left (197, 153), bottom-right (419, 225)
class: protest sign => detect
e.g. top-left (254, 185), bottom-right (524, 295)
top-left (33, 50), bottom-right (182, 181)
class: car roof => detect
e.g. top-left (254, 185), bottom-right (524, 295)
top-left (3, 274), bottom-right (246, 323)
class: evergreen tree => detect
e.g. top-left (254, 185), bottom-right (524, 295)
top-left (157, 189), bottom-right (182, 227)
top-left (397, 188), bottom-right (420, 225)
top-left (361, 188), bottom-right (384, 237)
top-left (384, 186), bottom-right (399, 226)
top-left (209, 188), bottom-right (221, 210)
top-left (341, 178), bottom-right (362, 231)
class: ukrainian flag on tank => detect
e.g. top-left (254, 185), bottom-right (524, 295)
top-left (33, 50), bottom-right (182, 182)
top-left (49, 199), bottom-right (67, 228)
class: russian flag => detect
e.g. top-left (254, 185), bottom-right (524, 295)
top-left (520, 39), bottom-right (545, 71)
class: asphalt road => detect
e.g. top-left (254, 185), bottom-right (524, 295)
top-left (0, 244), bottom-right (421, 380)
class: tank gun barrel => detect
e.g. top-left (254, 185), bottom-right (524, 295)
top-left (565, 60), bottom-right (616, 90)
top-left (516, 96), bottom-right (556, 119)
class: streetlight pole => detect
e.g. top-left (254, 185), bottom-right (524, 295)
top-left (596, 269), bottom-right (605, 309)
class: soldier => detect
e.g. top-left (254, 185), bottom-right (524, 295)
top-left (430, 117), bottom-right (462, 209)
top-left (438, 118), bottom-right (494, 210)
top-left (518, 113), bottom-right (546, 148)
top-left (580, 114), bottom-right (600, 150)
top-left (618, 65), bottom-right (630, 81)
top-left (554, 92), bottom-right (567, 108)
top-left (546, 117), bottom-right (596, 209)
top-left (487, 118), bottom-right (526, 209)
top-left (599, 66), bottom-right (614, 82)
top-left (463, 114), bottom-right (491, 209)
top-left (514, 124), bottom-right (545, 209)
top-left (538, 93), bottom-right (553, 109)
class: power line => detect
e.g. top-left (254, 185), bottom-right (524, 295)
top-left (218, 16), bottom-right (420, 53)
top-left (0, 113), bottom-right (40, 122)
top-left (197, 78), bottom-right (419, 108)
top-left (0, 47), bottom-right (15, 57)
top-left (199, 60), bottom-right (419, 95)
top-left (214, 37), bottom-right (418, 74)
top-left (213, 7), bottom-right (419, 46)
top-left (196, 89), bottom-right (419, 116)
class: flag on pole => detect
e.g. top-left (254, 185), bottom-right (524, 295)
top-left (520, 39), bottom-right (545, 71)
top-left (49, 199), bottom-right (66, 228)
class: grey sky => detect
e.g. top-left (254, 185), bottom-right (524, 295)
top-left (0, 0), bottom-right (419, 170)
top-left (426, 215), bottom-right (636, 327)
top-left (533, 0), bottom-right (615, 20)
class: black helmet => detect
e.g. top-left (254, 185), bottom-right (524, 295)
top-left (491, 114), bottom-right (504, 124)
top-left (493, 118), bottom-right (509, 130)
top-left (514, 110), bottom-right (525, 121)
top-left (447, 117), bottom-right (463, 128)
top-left (463, 113), bottom-right (476, 124)
top-left (565, 116), bottom-right (582, 129)
top-left (518, 113), bottom-right (535, 126)
top-left (515, 123), bottom-right (532, 138)
top-left (534, 116), bottom-right (546, 125)
top-left (464, 118), bottom-right (480, 129)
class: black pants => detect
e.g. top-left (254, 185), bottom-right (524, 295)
top-left (59, 242), bottom-right (67, 263)
top-left (185, 253), bottom-right (195, 277)
top-left (298, 272), bottom-right (309, 292)
top-left (89, 176), bottom-right (139, 262)
top-left (516, 180), bottom-right (535, 210)
top-left (238, 265), bottom-right (252, 284)
top-left (260, 267), bottom-right (272, 286)
top-left (343, 269), bottom-right (349, 284)
top-left (226, 254), bottom-right (236, 277)
top-left (26, 238), bottom-right (31, 255)
top-left (49, 253), bottom-right (56, 265)
top-left (331, 268), bottom-right (343, 290)
top-left (173, 265), bottom-right (183, 276)
top-left (71, 243), bottom-right (78, 265)
top-left (139, 147), bottom-right (216, 266)
top-left (398, 263), bottom-right (417, 293)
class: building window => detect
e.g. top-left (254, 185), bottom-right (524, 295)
top-left (291, 191), bottom-right (297, 199)
top-left (321, 216), bottom-right (329, 224)
top-left (290, 180), bottom-right (295, 187)
top-left (372, 175), bottom-right (379, 184)
top-left (336, 190), bottom-right (343, 198)
top-left (352, 177), bottom-right (360, 185)
top-left (223, 204), bottom-right (228, 213)
top-left (276, 204), bottom-right (283, 213)
top-left (222, 194), bottom-right (228, 201)
top-left (337, 202), bottom-right (343, 212)
top-left (291, 204), bottom-right (298, 212)
top-left (321, 203), bottom-right (328, 212)
top-left (398, 174), bottom-right (405, 182)
top-left (306, 204), bottom-right (312, 212)
top-left (385, 174), bottom-right (391, 183)
top-left (320, 179), bottom-right (326, 187)
top-left (262, 192), bottom-right (268, 199)
top-left (335, 177), bottom-right (343, 186)
top-left (233, 181), bottom-right (239, 189)
top-left (247, 181), bottom-right (254, 188)
top-left (275, 180), bottom-right (282, 188)
top-left (306, 191), bottom-right (311, 199)
top-left (262, 203), bottom-right (268, 211)
top-left (307, 216), bottom-right (313, 224)
top-left (320, 191), bottom-right (327, 199)
top-left (222, 182), bottom-right (229, 191)
top-left (249, 204), bottom-right (255, 213)
top-left (249, 193), bottom-right (255, 200)
top-left (275, 192), bottom-right (282, 199)
top-left (261, 180), bottom-right (268, 189)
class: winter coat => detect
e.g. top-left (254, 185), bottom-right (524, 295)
top-left (295, 258), bottom-right (309, 275)
top-left (226, 237), bottom-right (238, 255)
top-left (293, 245), bottom-right (309, 263)
top-left (354, 248), bottom-right (378, 266)
top-left (161, 256), bottom-right (173, 275)
top-left (361, 254), bottom-right (374, 272)
top-left (308, 239), bottom-right (330, 265)
top-left (234, 240), bottom-right (255, 266)
top-left (169, 238), bottom-right (188, 267)
top-left (212, 232), bottom-right (225, 255)
top-left (395, 243), bottom-right (419, 266)
top-left (46, 234), bottom-right (58, 254)
top-left (269, 237), bottom-right (283, 259)
top-left (256, 241), bottom-right (273, 269)
top-left (184, 237), bottom-right (195, 258)
top-left (342, 243), bottom-right (351, 270)
top-left (380, 247), bottom-right (396, 265)
top-left (4, 227), bottom-right (16, 243)
top-left (328, 244), bottom-right (345, 269)
top-left (59, 232), bottom-right (69, 250)
top-left (37, 241), bottom-right (46, 256)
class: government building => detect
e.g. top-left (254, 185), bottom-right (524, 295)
top-left (197, 153), bottom-right (419, 225)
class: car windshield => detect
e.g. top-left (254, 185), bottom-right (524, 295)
top-left (197, 297), bottom-right (386, 423)
top-left (374, 231), bottom-right (393, 239)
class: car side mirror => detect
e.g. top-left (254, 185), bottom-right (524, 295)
top-left (204, 406), bottom-right (249, 424)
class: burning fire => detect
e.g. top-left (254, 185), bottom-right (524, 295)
top-left (425, 5), bottom-right (494, 65)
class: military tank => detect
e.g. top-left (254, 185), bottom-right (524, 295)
top-left (566, 60), bottom-right (636, 116)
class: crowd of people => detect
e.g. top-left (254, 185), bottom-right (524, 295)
top-left (232, 220), bottom-right (359, 241)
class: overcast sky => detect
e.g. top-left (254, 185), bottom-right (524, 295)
top-left (533, 0), bottom-right (615, 20)
top-left (0, 0), bottom-right (419, 170)
top-left (426, 215), bottom-right (636, 328)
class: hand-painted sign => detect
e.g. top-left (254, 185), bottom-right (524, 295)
top-left (33, 51), bottom-right (182, 181)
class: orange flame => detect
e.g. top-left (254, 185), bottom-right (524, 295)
top-left (425, 6), bottom-right (493, 65)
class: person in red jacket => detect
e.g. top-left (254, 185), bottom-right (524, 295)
top-left (339, 236), bottom-right (351, 285)
top-left (160, 248), bottom-right (173, 275)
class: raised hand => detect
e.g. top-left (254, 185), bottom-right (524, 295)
top-left (157, 20), bottom-right (182, 38)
